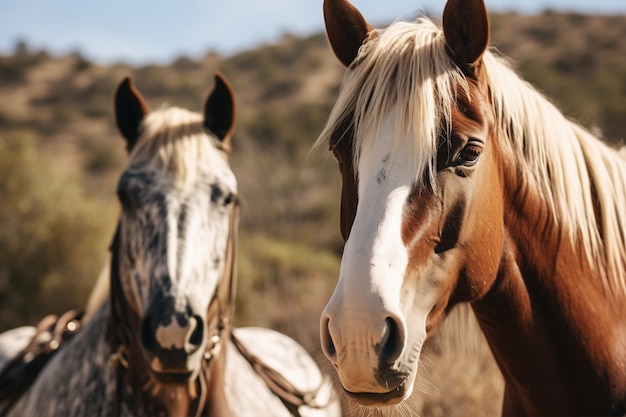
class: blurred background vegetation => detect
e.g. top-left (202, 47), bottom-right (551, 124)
top-left (0, 11), bottom-right (624, 416)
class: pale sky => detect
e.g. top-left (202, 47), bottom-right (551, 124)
top-left (1, 0), bottom-right (625, 65)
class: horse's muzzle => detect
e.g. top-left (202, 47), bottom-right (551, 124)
top-left (139, 309), bottom-right (207, 383)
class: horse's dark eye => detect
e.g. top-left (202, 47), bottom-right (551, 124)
top-left (456, 144), bottom-right (482, 166)
top-left (210, 185), bottom-right (223, 204)
top-left (212, 184), bottom-right (237, 207)
top-left (117, 188), bottom-right (139, 211)
top-left (223, 193), bottom-right (237, 207)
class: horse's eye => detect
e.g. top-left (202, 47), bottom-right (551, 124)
top-left (223, 193), bottom-right (237, 207)
top-left (211, 185), bottom-right (236, 206)
top-left (117, 187), bottom-right (140, 211)
top-left (456, 143), bottom-right (482, 166)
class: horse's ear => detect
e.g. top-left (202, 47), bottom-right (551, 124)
top-left (114, 77), bottom-right (149, 153)
top-left (204, 72), bottom-right (236, 152)
top-left (443, 0), bottom-right (490, 69)
top-left (323, 0), bottom-right (373, 67)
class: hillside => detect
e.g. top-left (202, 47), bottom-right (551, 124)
top-left (0, 11), bottom-right (625, 416)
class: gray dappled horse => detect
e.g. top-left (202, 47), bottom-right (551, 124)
top-left (0, 73), bottom-right (340, 417)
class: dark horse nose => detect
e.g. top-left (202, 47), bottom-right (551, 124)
top-left (139, 297), bottom-right (205, 370)
top-left (140, 313), bottom-right (204, 352)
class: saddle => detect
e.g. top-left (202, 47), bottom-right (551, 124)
top-left (0, 310), bottom-right (83, 416)
top-left (0, 312), bottom-right (334, 417)
top-left (231, 328), bottom-right (337, 417)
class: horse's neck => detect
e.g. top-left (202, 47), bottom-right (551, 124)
top-left (122, 343), bottom-right (193, 417)
top-left (119, 328), bottom-right (229, 417)
top-left (471, 234), bottom-right (574, 415)
top-left (471, 224), bottom-right (626, 415)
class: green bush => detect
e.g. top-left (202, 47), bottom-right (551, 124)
top-left (0, 132), bottom-right (116, 331)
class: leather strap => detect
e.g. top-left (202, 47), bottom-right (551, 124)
top-left (230, 332), bottom-right (332, 417)
top-left (0, 310), bottom-right (82, 416)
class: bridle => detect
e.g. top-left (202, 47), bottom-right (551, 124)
top-left (106, 197), bottom-right (240, 417)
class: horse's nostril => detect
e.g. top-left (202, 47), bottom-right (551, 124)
top-left (186, 315), bottom-right (204, 353)
top-left (320, 317), bottom-right (337, 363)
top-left (140, 315), bottom-right (157, 352)
top-left (379, 316), bottom-right (404, 365)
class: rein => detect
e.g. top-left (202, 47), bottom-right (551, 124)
top-left (106, 200), bottom-right (239, 417)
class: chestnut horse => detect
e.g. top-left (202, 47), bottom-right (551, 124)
top-left (317, 0), bottom-right (626, 415)
top-left (1, 73), bottom-right (339, 417)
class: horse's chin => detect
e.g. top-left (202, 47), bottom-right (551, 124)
top-left (342, 378), bottom-right (414, 407)
top-left (142, 347), bottom-right (205, 385)
top-left (149, 367), bottom-right (199, 384)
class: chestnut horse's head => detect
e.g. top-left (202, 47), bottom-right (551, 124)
top-left (318, 0), bottom-right (503, 406)
top-left (112, 73), bottom-right (238, 384)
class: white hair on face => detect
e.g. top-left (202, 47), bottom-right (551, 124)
top-left (317, 16), bottom-right (626, 295)
top-left (317, 18), bottom-right (467, 189)
top-left (129, 106), bottom-right (228, 187)
top-left (119, 105), bottom-right (237, 313)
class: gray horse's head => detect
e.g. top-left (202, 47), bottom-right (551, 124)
top-left (112, 73), bottom-right (237, 383)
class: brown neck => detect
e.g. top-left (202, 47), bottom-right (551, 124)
top-left (470, 178), bottom-right (626, 415)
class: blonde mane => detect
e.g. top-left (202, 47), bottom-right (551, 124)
top-left (128, 106), bottom-right (225, 185)
top-left (484, 52), bottom-right (626, 295)
top-left (317, 17), bottom-right (626, 295)
top-left (318, 18), bottom-right (466, 187)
